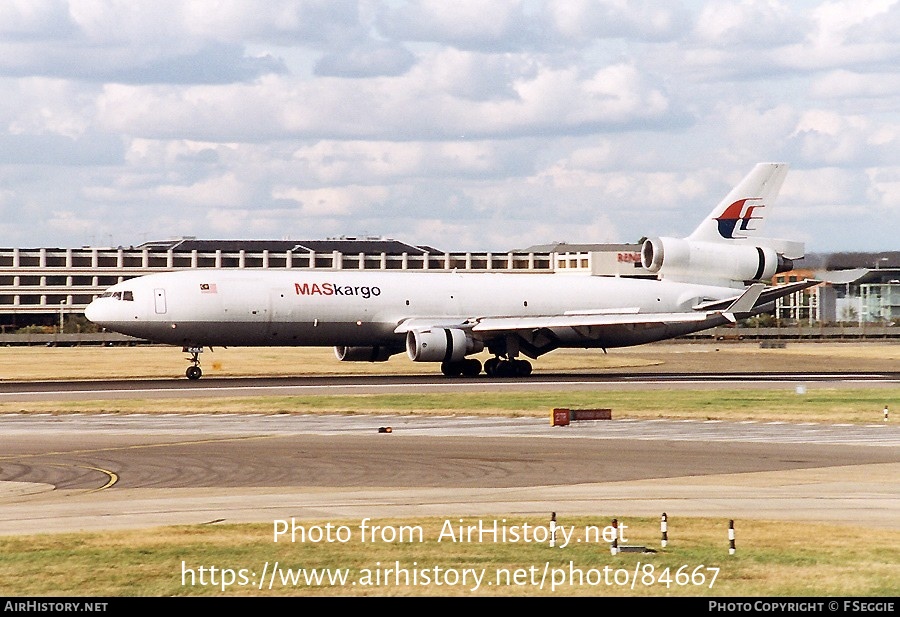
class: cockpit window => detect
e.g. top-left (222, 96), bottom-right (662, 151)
top-left (99, 290), bottom-right (134, 301)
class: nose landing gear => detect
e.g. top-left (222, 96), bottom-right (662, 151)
top-left (184, 347), bottom-right (203, 380)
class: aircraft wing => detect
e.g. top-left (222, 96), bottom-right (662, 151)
top-left (394, 307), bottom-right (719, 336)
top-left (394, 310), bottom-right (715, 337)
top-left (394, 318), bottom-right (475, 333)
top-left (395, 282), bottom-right (800, 336)
top-left (470, 311), bottom-right (715, 332)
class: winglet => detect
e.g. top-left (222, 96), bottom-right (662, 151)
top-left (722, 283), bottom-right (765, 323)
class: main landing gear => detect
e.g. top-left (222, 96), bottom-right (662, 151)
top-left (440, 358), bottom-right (483, 377)
top-left (439, 356), bottom-right (533, 378)
top-left (184, 347), bottom-right (203, 380)
top-left (484, 357), bottom-right (532, 377)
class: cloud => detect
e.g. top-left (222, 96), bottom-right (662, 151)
top-left (314, 41), bottom-right (415, 77)
top-left (785, 110), bottom-right (895, 167)
top-left (93, 52), bottom-right (674, 143)
top-left (376, 0), bottom-right (539, 51)
top-left (0, 133), bottom-right (124, 165)
top-left (0, 1), bottom-right (896, 253)
top-left (810, 69), bottom-right (900, 101)
top-left (272, 184), bottom-right (390, 217)
top-left (694, 0), bottom-right (805, 47)
top-left (546, 0), bottom-right (689, 42)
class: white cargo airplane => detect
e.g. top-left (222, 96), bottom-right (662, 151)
top-left (85, 162), bottom-right (816, 379)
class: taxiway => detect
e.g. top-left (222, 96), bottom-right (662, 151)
top-left (1, 405), bottom-right (897, 536)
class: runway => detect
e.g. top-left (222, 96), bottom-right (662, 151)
top-left (1, 369), bottom-right (899, 402)
top-left (1, 410), bottom-right (898, 536)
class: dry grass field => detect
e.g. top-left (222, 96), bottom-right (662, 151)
top-left (1, 516), bottom-right (897, 596)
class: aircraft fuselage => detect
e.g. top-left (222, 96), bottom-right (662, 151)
top-left (85, 269), bottom-right (739, 350)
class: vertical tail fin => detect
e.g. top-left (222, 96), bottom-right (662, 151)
top-left (687, 163), bottom-right (789, 243)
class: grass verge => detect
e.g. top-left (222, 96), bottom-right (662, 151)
top-left (0, 516), bottom-right (897, 596)
top-left (3, 388), bottom-right (898, 424)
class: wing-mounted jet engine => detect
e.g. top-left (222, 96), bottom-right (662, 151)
top-left (334, 345), bottom-right (401, 362)
top-left (406, 327), bottom-right (485, 377)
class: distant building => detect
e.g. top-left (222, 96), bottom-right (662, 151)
top-left (521, 243), bottom-right (654, 278)
top-left (0, 237), bottom-right (554, 329)
top-left (136, 236), bottom-right (438, 255)
top-left (1, 236), bottom-right (895, 330)
top-left (820, 268), bottom-right (900, 324)
top-left (773, 267), bottom-right (900, 324)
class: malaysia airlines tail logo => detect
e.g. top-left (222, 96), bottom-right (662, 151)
top-left (715, 198), bottom-right (765, 239)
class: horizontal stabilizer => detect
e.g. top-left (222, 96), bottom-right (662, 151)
top-left (752, 238), bottom-right (805, 260)
top-left (693, 279), bottom-right (820, 312)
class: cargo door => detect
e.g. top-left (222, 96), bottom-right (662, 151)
top-left (267, 287), bottom-right (293, 339)
top-left (154, 288), bottom-right (167, 314)
top-left (220, 280), bottom-right (268, 321)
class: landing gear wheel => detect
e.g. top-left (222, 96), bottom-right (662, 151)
top-left (462, 358), bottom-right (482, 377)
top-left (484, 357), bottom-right (500, 377)
top-left (485, 357), bottom-right (532, 378)
top-left (513, 359), bottom-right (532, 376)
top-left (495, 360), bottom-right (514, 377)
top-left (441, 358), bottom-right (485, 377)
top-left (184, 347), bottom-right (203, 380)
top-left (441, 361), bottom-right (463, 377)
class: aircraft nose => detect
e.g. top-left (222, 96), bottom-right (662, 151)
top-left (84, 299), bottom-right (104, 325)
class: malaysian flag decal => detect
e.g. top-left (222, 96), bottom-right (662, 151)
top-left (200, 283), bottom-right (217, 293)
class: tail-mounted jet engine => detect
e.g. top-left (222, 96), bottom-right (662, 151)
top-left (641, 237), bottom-right (794, 284)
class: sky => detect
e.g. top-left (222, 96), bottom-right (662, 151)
top-left (0, 0), bottom-right (898, 255)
